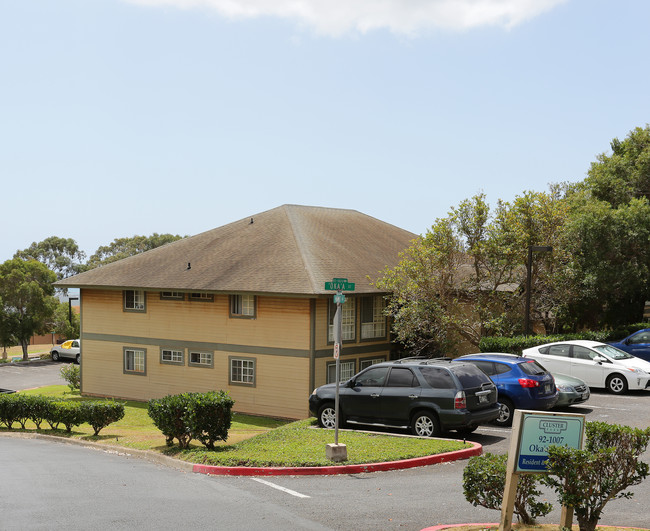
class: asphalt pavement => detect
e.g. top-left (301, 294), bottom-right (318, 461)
top-left (0, 359), bottom-right (67, 391)
top-left (2, 364), bottom-right (650, 530)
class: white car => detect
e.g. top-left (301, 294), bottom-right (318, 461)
top-left (50, 339), bottom-right (81, 364)
top-left (522, 340), bottom-right (650, 394)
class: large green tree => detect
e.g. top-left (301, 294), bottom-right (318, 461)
top-left (376, 190), bottom-right (570, 354)
top-left (14, 236), bottom-right (86, 281)
top-left (558, 125), bottom-right (650, 328)
top-left (84, 233), bottom-right (185, 270)
top-left (50, 300), bottom-right (80, 340)
top-left (585, 125), bottom-right (650, 207)
top-left (0, 259), bottom-right (58, 360)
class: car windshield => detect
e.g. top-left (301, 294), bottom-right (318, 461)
top-left (449, 364), bottom-right (492, 387)
top-left (519, 359), bottom-right (548, 375)
top-left (593, 344), bottom-right (634, 360)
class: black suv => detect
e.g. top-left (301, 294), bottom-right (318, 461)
top-left (308, 358), bottom-right (499, 437)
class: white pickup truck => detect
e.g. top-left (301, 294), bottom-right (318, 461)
top-left (50, 339), bottom-right (81, 364)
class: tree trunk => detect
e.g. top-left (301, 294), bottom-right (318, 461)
top-left (21, 340), bottom-right (29, 361)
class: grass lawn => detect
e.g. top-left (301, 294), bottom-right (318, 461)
top-left (2, 385), bottom-right (471, 467)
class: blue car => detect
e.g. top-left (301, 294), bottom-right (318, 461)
top-left (455, 353), bottom-right (559, 426)
top-left (608, 329), bottom-right (650, 362)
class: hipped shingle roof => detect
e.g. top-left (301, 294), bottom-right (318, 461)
top-left (56, 205), bottom-right (418, 296)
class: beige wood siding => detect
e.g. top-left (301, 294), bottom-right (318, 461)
top-left (81, 338), bottom-right (310, 419)
top-left (82, 289), bottom-right (311, 349)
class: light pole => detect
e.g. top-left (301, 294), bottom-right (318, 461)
top-left (68, 297), bottom-right (79, 325)
top-left (524, 245), bottom-right (552, 336)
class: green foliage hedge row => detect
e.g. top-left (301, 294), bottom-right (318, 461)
top-left (478, 323), bottom-right (650, 354)
top-left (147, 391), bottom-right (234, 449)
top-left (0, 394), bottom-right (124, 435)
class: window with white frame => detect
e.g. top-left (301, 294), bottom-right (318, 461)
top-left (124, 348), bottom-right (146, 374)
top-left (360, 296), bottom-right (386, 340)
top-left (360, 357), bottom-right (385, 370)
top-left (328, 298), bottom-right (356, 342)
top-left (327, 360), bottom-right (355, 383)
top-left (189, 292), bottom-right (214, 302)
top-left (230, 294), bottom-right (256, 317)
top-left (230, 357), bottom-right (255, 385)
top-left (160, 348), bottom-right (184, 365)
top-left (161, 291), bottom-right (184, 300)
top-left (124, 290), bottom-right (145, 311)
top-left (189, 351), bottom-right (213, 367)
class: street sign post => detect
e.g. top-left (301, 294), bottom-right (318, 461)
top-left (324, 278), bottom-right (355, 462)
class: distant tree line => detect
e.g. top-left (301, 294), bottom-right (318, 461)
top-left (1, 233), bottom-right (185, 360)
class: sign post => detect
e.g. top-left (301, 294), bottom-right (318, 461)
top-left (324, 278), bottom-right (355, 462)
top-left (499, 410), bottom-right (585, 531)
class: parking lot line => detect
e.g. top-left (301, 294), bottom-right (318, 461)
top-left (251, 478), bottom-right (311, 498)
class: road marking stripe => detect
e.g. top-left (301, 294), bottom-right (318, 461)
top-left (251, 478), bottom-right (310, 498)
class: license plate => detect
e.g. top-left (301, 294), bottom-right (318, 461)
top-left (545, 384), bottom-right (551, 394)
top-left (478, 394), bottom-right (488, 404)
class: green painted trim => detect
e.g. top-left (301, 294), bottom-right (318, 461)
top-left (123, 346), bottom-right (147, 376)
top-left (314, 342), bottom-right (393, 359)
top-left (188, 350), bottom-right (214, 368)
top-left (82, 332), bottom-right (311, 358)
top-left (123, 289), bottom-right (147, 313)
top-left (228, 355), bottom-right (256, 387)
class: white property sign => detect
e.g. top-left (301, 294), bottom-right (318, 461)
top-left (499, 410), bottom-right (586, 531)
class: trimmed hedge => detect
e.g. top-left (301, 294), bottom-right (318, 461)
top-left (0, 394), bottom-right (125, 434)
top-left (478, 323), bottom-right (650, 355)
top-left (147, 391), bottom-right (234, 449)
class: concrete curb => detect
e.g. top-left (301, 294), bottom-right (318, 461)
top-left (192, 441), bottom-right (482, 476)
top-left (0, 359), bottom-right (55, 368)
top-left (1, 431), bottom-right (481, 476)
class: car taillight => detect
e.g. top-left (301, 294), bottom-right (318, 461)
top-left (518, 378), bottom-right (540, 388)
top-left (454, 391), bottom-right (467, 409)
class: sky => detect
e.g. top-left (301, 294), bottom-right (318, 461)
top-left (2, 0), bottom-right (649, 263)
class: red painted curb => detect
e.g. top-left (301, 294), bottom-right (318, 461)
top-left (420, 524), bottom-right (498, 531)
top-left (192, 441), bottom-right (482, 476)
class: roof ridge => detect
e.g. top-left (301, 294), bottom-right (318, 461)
top-left (283, 205), bottom-right (320, 293)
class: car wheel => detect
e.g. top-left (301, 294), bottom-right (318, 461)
top-left (494, 398), bottom-right (514, 427)
top-left (606, 374), bottom-right (628, 394)
top-left (76, 354), bottom-right (81, 364)
top-left (51, 351), bottom-right (59, 361)
top-left (411, 411), bottom-right (441, 437)
top-left (317, 403), bottom-right (337, 429)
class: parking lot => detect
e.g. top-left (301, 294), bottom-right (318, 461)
top-left (461, 387), bottom-right (650, 455)
top-left (0, 360), bottom-right (67, 391)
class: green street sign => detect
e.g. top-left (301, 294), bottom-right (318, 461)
top-left (333, 293), bottom-right (346, 304)
top-left (325, 278), bottom-right (356, 291)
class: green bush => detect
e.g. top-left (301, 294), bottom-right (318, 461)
top-left (545, 421), bottom-right (650, 531)
top-left (148, 393), bottom-right (193, 448)
top-left (0, 393), bottom-right (29, 429)
top-left (25, 395), bottom-right (52, 429)
top-left (60, 364), bottom-right (80, 391)
top-left (185, 391), bottom-right (234, 449)
top-left (81, 400), bottom-right (125, 436)
top-left (49, 401), bottom-right (85, 432)
top-left (147, 391), bottom-right (235, 449)
top-left (462, 452), bottom-right (552, 524)
top-left (478, 323), bottom-right (650, 355)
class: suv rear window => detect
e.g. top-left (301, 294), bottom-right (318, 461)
top-left (419, 367), bottom-right (456, 389)
top-left (449, 364), bottom-right (493, 387)
top-left (519, 359), bottom-right (547, 375)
